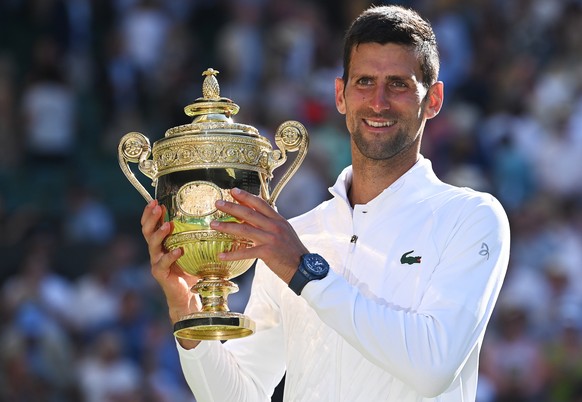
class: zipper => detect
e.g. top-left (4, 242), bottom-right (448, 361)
top-left (334, 211), bottom-right (363, 400)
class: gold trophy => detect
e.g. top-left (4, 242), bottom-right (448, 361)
top-left (118, 69), bottom-right (308, 340)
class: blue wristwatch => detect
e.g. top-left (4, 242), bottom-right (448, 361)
top-left (288, 253), bottom-right (329, 295)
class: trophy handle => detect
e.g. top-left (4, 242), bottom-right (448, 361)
top-left (268, 120), bottom-right (309, 205)
top-left (118, 132), bottom-right (158, 203)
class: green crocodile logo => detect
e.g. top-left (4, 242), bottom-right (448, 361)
top-left (400, 250), bottom-right (422, 265)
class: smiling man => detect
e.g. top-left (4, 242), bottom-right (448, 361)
top-left (141, 5), bottom-right (510, 401)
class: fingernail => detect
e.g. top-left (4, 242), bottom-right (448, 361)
top-left (216, 200), bottom-right (225, 207)
top-left (171, 248), bottom-right (182, 257)
top-left (153, 205), bottom-right (161, 215)
top-left (232, 187), bottom-right (241, 195)
top-left (210, 221), bottom-right (219, 228)
top-left (161, 222), bottom-right (169, 230)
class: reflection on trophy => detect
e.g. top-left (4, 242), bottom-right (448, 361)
top-left (118, 68), bottom-right (308, 341)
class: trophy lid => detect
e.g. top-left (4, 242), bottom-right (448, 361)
top-left (119, 67), bottom-right (308, 201)
top-left (165, 68), bottom-right (259, 138)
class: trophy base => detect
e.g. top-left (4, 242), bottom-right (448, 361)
top-left (173, 312), bottom-right (255, 341)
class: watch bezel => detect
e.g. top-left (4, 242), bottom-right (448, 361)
top-left (301, 253), bottom-right (329, 277)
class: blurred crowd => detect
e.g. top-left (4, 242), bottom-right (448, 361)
top-left (1, 0), bottom-right (582, 401)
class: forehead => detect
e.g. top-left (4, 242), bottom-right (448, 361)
top-left (348, 42), bottom-right (423, 80)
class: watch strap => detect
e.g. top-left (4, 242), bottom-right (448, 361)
top-left (288, 267), bottom-right (310, 295)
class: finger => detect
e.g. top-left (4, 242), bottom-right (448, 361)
top-left (141, 199), bottom-right (158, 226)
top-left (210, 219), bottom-right (267, 244)
top-left (215, 200), bottom-right (274, 231)
top-left (218, 246), bottom-right (260, 262)
top-left (151, 247), bottom-right (183, 279)
top-left (148, 221), bottom-right (173, 261)
top-left (142, 202), bottom-right (163, 238)
top-left (230, 188), bottom-right (281, 219)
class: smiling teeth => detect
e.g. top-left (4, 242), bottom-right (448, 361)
top-left (365, 120), bottom-right (395, 128)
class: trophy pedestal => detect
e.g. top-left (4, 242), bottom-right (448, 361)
top-left (174, 312), bottom-right (255, 340)
top-left (173, 276), bottom-right (256, 341)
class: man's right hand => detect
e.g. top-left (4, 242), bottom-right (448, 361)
top-left (141, 199), bottom-right (201, 349)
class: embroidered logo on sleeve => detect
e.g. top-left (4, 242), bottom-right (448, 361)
top-left (400, 250), bottom-right (422, 265)
top-left (479, 243), bottom-right (490, 260)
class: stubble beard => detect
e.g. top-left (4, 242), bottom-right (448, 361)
top-left (351, 121), bottom-right (417, 162)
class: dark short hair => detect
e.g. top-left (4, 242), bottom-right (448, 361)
top-left (342, 5), bottom-right (440, 89)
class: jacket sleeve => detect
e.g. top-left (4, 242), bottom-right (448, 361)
top-left (177, 263), bottom-right (287, 402)
top-left (302, 196), bottom-right (510, 397)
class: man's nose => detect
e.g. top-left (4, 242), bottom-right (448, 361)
top-left (370, 85), bottom-right (391, 113)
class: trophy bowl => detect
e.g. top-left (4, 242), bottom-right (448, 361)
top-left (118, 69), bottom-right (308, 340)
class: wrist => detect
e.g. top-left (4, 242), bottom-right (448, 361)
top-left (282, 265), bottom-right (299, 285)
top-left (169, 307), bottom-right (190, 325)
top-left (170, 309), bottom-right (201, 349)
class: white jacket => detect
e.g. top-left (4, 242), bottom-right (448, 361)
top-left (177, 156), bottom-right (510, 401)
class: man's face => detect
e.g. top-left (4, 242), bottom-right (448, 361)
top-left (335, 42), bottom-right (443, 164)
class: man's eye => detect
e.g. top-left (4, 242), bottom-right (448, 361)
top-left (390, 81), bottom-right (407, 88)
top-left (356, 77), bottom-right (374, 86)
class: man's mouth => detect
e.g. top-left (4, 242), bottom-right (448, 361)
top-left (364, 119), bottom-right (396, 128)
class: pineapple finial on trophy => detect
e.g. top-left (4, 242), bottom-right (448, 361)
top-left (202, 68), bottom-right (221, 100)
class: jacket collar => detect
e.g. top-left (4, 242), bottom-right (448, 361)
top-left (329, 155), bottom-right (440, 207)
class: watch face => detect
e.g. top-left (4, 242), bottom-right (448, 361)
top-left (304, 254), bottom-right (329, 275)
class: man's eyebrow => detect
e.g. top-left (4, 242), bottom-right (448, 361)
top-left (349, 73), bottom-right (416, 83)
top-left (385, 74), bottom-right (415, 81)
top-left (351, 73), bottom-right (406, 79)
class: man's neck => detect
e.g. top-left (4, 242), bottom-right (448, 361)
top-left (348, 155), bottom-right (418, 206)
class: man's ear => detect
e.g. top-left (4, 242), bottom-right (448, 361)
top-left (335, 77), bottom-right (346, 115)
top-left (424, 81), bottom-right (444, 119)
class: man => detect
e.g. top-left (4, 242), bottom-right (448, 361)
top-left (141, 5), bottom-right (510, 401)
